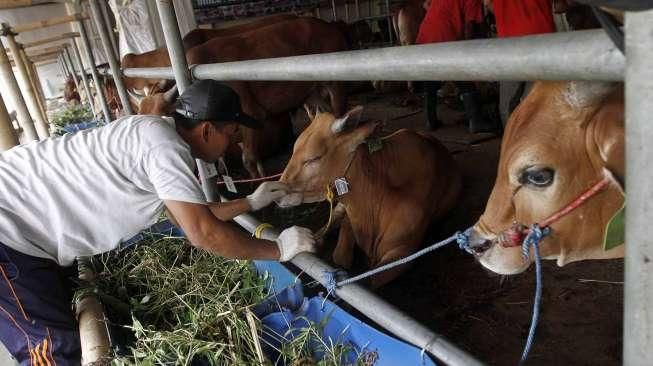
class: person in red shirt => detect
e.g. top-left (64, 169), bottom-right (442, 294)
top-left (485, 0), bottom-right (556, 125)
top-left (491, 0), bottom-right (556, 37)
top-left (416, 0), bottom-right (496, 133)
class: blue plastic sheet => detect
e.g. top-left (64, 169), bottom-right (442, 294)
top-left (133, 220), bottom-right (437, 365)
top-left (62, 120), bottom-right (101, 133)
top-left (254, 261), bottom-right (438, 366)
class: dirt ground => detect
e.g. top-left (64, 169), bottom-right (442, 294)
top-left (235, 86), bottom-right (624, 366)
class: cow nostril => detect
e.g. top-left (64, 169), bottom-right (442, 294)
top-left (467, 238), bottom-right (492, 255)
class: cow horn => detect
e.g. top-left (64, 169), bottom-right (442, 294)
top-left (163, 85), bottom-right (179, 103)
top-left (127, 89), bottom-right (144, 106)
top-left (563, 81), bottom-right (615, 109)
top-left (303, 103), bottom-right (315, 120)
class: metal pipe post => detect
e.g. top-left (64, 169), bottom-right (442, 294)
top-left (174, 29), bottom-right (623, 82)
top-left (0, 92), bottom-right (18, 150)
top-left (355, 0), bottom-right (360, 20)
top-left (88, 0), bottom-right (132, 115)
top-left (71, 40), bottom-right (95, 114)
top-left (229, 210), bottom-right (484, 366)
top-left (99, 0), bottom-right (119, 61)
top-left (156, 0), bottom-right (219, 203)
top-left (345, 1), bottom-right (349, 23)
top-left (331, 0), bottom-right (337, 21)
top-left (0, 40), bottom-right (37, 141)
top-left (77, 19), bottom-right (111, 122)
top-left (623, 8), bottom-right (653, 366)
top-left (2, 26), bottom-right (49, 139)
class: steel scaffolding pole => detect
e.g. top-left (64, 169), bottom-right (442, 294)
top-left (156, 0), bottom-right (219, 203)
top-left (77, 18), bottom-right (111, 122)
top-left (623, 8), bottom-right (653, 366)
top-left (70, 40), bottom-right (95, 114)
top-left (88, 0), bottom-right (132, 115)
top-left (124, 29), bottom-right (624, 82)
top-left (99, 0), bottom-right (119, 61)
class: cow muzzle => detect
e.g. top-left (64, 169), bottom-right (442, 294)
top-left (466, 229), bottom-right (494, 256)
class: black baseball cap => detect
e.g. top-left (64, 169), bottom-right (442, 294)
top-left (173, 80), bottom-right (261, 129)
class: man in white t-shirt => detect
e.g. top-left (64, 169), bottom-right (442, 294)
top-left (0, 80), bottom-right (315, 365)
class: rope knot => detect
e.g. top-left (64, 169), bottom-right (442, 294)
top-left (455, 229), bottom-right (472, 254)
top-left (521, 224), bottom-right (550, 259)
top-left (322, 269), bottom-right (347, 294)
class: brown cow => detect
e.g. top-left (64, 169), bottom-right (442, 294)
top-left (121, 14), bottom-right (297, 92)
top-left (63, 76), bottom-right (80, 104)
top-left (179, 17), bottom-right (349, 178)
top-left (466, 81), bottom-right (625, 275)
top-left (279, 106), bottom-right (461, 287)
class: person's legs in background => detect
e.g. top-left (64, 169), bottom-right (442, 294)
top-left (423, 80), bottom-right (443, 130)
top-left (0, 243), bottom-right (81, 366)
top-left (457, 81), bottom-right (498, 133)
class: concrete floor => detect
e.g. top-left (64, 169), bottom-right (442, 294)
top-left (0, 342), bottom-right (17, 366)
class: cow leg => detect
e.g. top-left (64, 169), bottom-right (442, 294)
top-left (332, 216), bottom-right (356, 270)
top-left (256, 161), bottom-right (266, 178)
top-left (368, 243), bottom-right (418, 289)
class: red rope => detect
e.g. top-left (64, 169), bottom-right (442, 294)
top-left (216, 173), bottom-right (283, 185)
top-left (501, 177), bottom-right (611, 247)
top-left (539, 177), bottom-right (611, 228)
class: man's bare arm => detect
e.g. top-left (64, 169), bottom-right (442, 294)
top-left (164, 199), bottom-right (279, 260)
top-left (208, 199), bottom-right (251, 221)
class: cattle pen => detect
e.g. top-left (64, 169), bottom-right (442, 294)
top-left (0, 1), bottom-right (650, 365)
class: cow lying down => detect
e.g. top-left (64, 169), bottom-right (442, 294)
top-left (279, 106), bottom-right (461, 287)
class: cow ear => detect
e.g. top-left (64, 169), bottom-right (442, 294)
top-left (591, 99), bottom-right (625, 190)
top-left (331, 105), bottom-right (364, 134)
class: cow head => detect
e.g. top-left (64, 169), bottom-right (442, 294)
top-left (468, 81), bottom-right (625, 274)
top-left (280, 106), bottom-right (377, 206)
top-left (129, 85), bottom-right (179, 116)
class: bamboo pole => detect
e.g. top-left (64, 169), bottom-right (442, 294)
top-left (0, 91), bottom-right (18, 150)
top-left (12, 13), bottom-right (88, 34)
top-left (1, 25), bottom-right (47, 140)
top-left (76, 257), bottom-right (111, 365)
top-left (20, 48), bottom-right (47, 123)
top-left (0, 43), bottom-right (37, 141)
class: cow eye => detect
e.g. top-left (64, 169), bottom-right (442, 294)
top-left (303, 156), bottom-right (322, 166)
top-left (520, 167), bottom-right (554, 188)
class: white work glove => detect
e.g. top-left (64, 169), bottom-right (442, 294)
top-left (275, 226), bottom-right (316, 262)
top-left (246, 181), bottom-right (290, 211)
